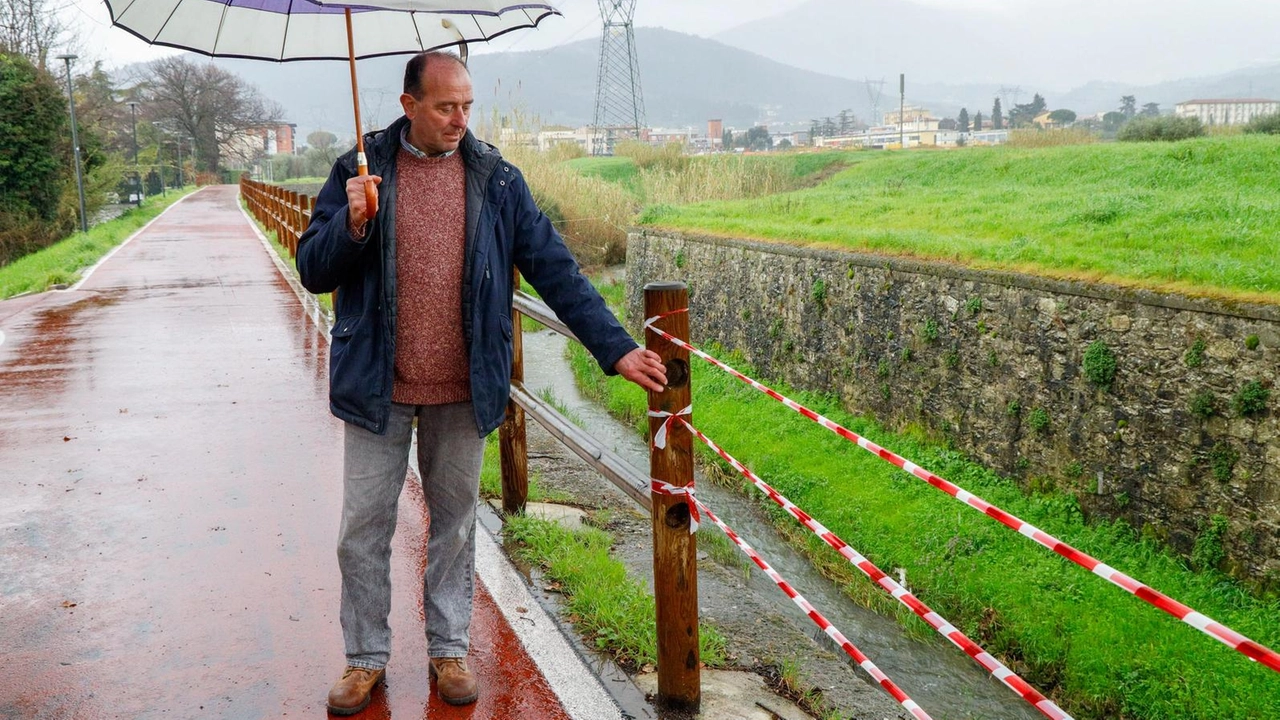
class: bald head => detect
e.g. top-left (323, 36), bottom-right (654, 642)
top-left (403, 51), bottom-right (469, 101)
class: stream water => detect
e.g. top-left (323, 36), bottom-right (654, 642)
top-left (521, 328), bottom-right (1043, 720)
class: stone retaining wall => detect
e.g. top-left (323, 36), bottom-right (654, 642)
top-left (626, 230), bottom-right (1280, 586)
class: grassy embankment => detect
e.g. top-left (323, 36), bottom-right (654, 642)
top-left (0, 188), bottom-right (197, 299)
top-left (560, 277), bottom-right (1278, 720)
top-left (498, 140), bottom-right (848, 267)
top-left (476, 407), bottom-right (730, 671)
top-left (635, 135), bottom-right (1280, 304)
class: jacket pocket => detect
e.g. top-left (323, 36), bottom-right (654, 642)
top-left (500, 314), bottom-right (513, 341)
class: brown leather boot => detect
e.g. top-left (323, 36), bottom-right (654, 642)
top-left (429, 657), bottom-right (478, 706)
top-left (326, 665), bottom-right (385, 716)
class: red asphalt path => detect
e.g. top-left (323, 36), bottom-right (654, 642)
top-left (0, 187), bottom-right (573, 719)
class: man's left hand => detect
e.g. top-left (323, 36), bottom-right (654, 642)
top-left (614, 348), bottom-right (667, 393)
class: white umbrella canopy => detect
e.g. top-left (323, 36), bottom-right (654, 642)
top-left (106, 0), bottom-right (560, 216)
top-left (105, 0), bottom-right (560, 61)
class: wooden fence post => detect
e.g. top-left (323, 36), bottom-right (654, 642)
top-left (289, 191), bottom-right (302, 256)
top-left (645, 281), bottom-right (700, 711)
top-left (499, 269), bottom-right (529, 516)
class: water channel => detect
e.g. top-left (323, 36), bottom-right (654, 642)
top-left (521, 327), bottom-right (1042, 720)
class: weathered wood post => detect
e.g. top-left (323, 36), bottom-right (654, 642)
top-left (286, 191), bottom-right (297, 255)
top-left (499, 269), bottom-right (529, 516)
top-left (645, 281), bottom-right (700, 711)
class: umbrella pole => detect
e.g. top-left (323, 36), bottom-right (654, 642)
top-left (346, 8), bottom-right (377, 219)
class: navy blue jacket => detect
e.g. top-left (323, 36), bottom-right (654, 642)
top-left (297, 116), bottom-right (637, 436)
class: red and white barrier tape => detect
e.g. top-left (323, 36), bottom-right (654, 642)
top-left (677, 416), bottom-right (1070, 720)
top-left (648, 405), bottom-right (692, 450)
top-left (692, 496), bottom-right (932, 720)
top-left (643, 309), bottom-right (1280, 674)
top-left (650, 478), bottom-right (700, 533)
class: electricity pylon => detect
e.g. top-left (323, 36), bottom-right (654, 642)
top-left (592, 0), bottom-right (645, 155)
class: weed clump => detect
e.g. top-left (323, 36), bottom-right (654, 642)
top-left (1028, 407), bottom-right (1050, 433)
top-left (1208, 442), bottom-right (1239, 482)
top-left (1188, 391), bottom-right (1216, 419)
top-left (1191, 515), bottom-right (1228, 571)
top-left (1184, 337), bottom-right (1207, 367)
top-left (1082, 340), bottom-right (1117, 388)
top-left (1233, 380), bottom-right (1270, 417)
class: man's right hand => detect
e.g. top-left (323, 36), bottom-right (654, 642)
top-left (345, 175), bottom-right (382, 236)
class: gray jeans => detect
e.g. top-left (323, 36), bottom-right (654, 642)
top-left (338, 401), bottom-right (486, 669)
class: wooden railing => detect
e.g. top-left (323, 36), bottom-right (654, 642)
top-left (238, 176), bottom-right (702, 711)
top-left (240, 176), bottom-right (314, 257)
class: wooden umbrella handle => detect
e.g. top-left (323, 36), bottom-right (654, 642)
top-left (346, 9), bottom-right (377, 220)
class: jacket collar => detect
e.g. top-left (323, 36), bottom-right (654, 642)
top-left (364, 117), bottom-right (503, 177)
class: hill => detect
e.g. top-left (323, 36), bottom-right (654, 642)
top-left (714, 0), bottom-right (1280, 92)
top-left (189, 20), bottom-right (1280, 142)
top-left (210, 28), bottom-right (873, 140)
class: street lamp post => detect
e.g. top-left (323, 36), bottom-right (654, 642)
top-left (56, 54), bottom-right (88, 233)
top-left (127, 101), bottom-right (141, 204)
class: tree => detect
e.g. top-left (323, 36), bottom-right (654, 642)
top-left (1048, 109), bottom-right (1077, 125)
top-left (838, 109), bottom-right (852, 135)
top-left (142, 56), bottom-right (282, 173)
top-left (0, 0), bottom-right (71, 70)
top-left (1102, 111), bottom-right (1127, 132)
top-left (1120, 95), bottom-right (1137, 119)
top-left (776, 138), bottom-right (792, 150)
top-left (957, 108), bottom-right (970, 133)
top-left (1140, 102), bottom-right (1161, 117)
top-left (722, 128), bottom-right (733, 150)
top-left (741, 125), bottom-right (772, 151)
top-left (1009, 93), bottom-right (1047, 128)
top-left (307, 130), bottom-right (337, 150)
top-left (938, 118), bottom-right (957, 131)
top-left (0, 52), bottom-right (69, 262)
top-left (992, 97), bottom-right (1003, 130)
top-left (974, 112), bottom-right (984, 131)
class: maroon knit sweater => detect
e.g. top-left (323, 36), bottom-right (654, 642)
top-left (391, 148), bottom-right (470, 405)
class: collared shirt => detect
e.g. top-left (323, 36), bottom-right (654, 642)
top-left (400, 127), bottom-right (455, 159)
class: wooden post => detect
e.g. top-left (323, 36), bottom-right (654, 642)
top-left (499, 268), bottom-right (529, 516)
top-left (645, 281), bottom-right (699, 711)
top-left (290, 191), bottom-right (302, 256)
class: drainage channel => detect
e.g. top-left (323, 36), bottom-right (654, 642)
top-left (521, 328), bottom-right (1042, 720)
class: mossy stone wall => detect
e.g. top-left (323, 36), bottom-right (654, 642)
top-left (627, 230), bottom-right (1280, 586)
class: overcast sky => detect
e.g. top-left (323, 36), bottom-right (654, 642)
top-left (59, 0), bottom-right (1039, 67)
top-left (63, 0), bottom-right (1280, 83)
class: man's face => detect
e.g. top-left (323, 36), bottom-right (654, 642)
top-left (401, 60), bottom-right (473, 155)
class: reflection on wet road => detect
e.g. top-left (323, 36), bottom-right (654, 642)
top-left (0, 187), bottom-right (569, 719)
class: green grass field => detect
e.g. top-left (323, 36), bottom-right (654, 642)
top-left (559, 279), bottom-right (1280, 720)
top-left (627, 137), bottom-right (1280, 303)
top-left (0, 189), bottom-right (197, 299)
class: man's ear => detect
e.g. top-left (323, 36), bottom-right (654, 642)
top-left (399, 92), bottom-right (417, 119)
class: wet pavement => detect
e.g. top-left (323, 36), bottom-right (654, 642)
top-left (0, 187), bottom-right (586, 719)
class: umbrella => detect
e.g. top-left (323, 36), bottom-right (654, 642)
top-left (104, 0), bottom-right (561, 216)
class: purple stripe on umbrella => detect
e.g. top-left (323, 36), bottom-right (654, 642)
top-left (199, 0), bottom-right (554, 16)
top-left (198, 0), bottom-right (392, 14)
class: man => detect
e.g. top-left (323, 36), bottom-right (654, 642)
top-left (296, 51), bottom-right (666, 714)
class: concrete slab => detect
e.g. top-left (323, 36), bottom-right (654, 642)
top-left (633, 669), bottom-right (811, 720)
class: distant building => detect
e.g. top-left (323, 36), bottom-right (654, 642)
top-left (883, 106), bottom-right (940, 133)
top-left (1175, 98), bottom-right (1279, 126)
top-left (1032, 111), bottom-right (1063, 130)
top-left (645, 127), bottom-right (694, 145)
top-left (708, 119), bottom-right (723, 150)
